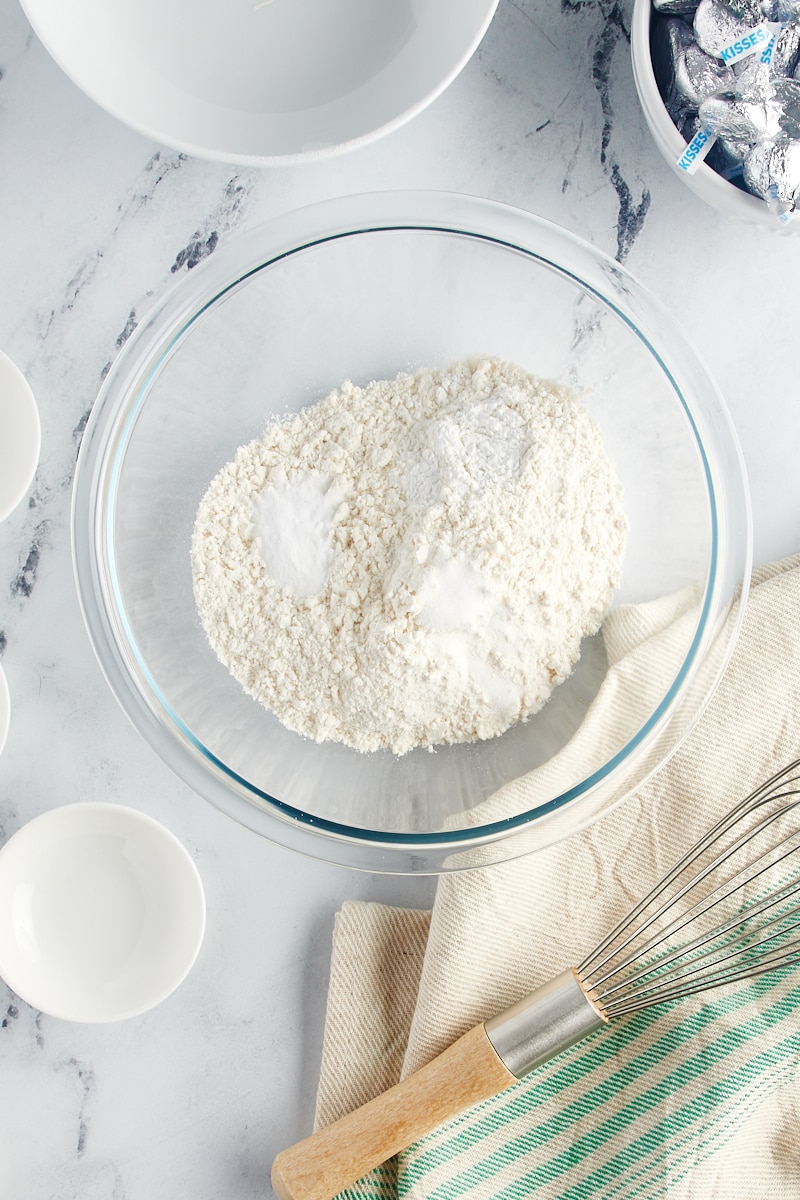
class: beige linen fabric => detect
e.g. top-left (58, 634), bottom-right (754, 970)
top-left (315, 556), bottom-right (800, 1199)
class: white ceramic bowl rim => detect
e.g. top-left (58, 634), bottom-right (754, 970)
top-left (71, 192), bottom-right (752, 865)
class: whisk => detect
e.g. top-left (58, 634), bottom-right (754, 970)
top-left (272, 758), bottom-right (800, 1200)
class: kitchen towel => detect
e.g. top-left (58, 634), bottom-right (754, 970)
top-left (314, 555), bottom-right (800, 1200)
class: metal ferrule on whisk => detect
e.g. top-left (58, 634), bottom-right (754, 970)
top-left (484, 968), bottom-right (606, 1080)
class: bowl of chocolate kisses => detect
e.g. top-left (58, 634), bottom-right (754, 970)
top-left (632, 0), bottom-right (800, 228)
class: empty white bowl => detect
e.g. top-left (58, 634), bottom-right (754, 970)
top-left (0, 804), bottom-right (206, 1022)
top-left (20, 0), bottom-right (499, 164)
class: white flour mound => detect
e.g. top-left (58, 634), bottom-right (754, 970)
top-left (191, 357), bottom-right (627, 755)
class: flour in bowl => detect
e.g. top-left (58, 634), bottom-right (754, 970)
top-left (191, 357), bottom-right (627, 755)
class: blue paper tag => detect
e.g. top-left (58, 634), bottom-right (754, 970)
top-left (719, 21), bottom-right (782, 63)
top-left (719, 22), bottom-right (774, 63)
top-left (677, 127), bottom-right (717, 174)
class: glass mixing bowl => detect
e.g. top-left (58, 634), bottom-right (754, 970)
top-left (71, 192), bottom-right (751, 872)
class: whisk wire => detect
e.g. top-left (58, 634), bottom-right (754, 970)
top-left (582, 763), bottom-right (800, 979)
top-left (577, 759), bottom-right (800, 1018)
top-left (594, 886), bottom-right (800, 1006)
top-left (596, 906), bottom-right (800, 1015)
top-left (603, 945), bottom-right (800, 1016)
top-left (586, 819), bottom-right (800, 993)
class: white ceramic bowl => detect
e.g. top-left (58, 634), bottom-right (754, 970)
top-left (0, 804), bottom-right (206, 1022)
top-left (20, 0), bottom-right (499, 165)
top-left (0, 350), bottom-right (40, 523)
top-left (631, 0), bottom-right (796, 231)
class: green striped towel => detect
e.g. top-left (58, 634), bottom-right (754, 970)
top-left (315, 556), bottom-right (800, 1199)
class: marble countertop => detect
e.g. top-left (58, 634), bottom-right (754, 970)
top-left (1, 0), bottom-right (799, 1196)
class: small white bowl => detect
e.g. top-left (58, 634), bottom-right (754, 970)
top-left (0, 350), bottom-right (41, 522)
top-left (20, 0), bottom-right (499, 165)
top-left (630, 0), bottom-right (795, 231)
top-left (0, 803), bottom-right (205, 1022)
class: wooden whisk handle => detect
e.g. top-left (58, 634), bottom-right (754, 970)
top-left (271, 1022), bottom-right (516, 1200)
top-left (272, 970), bottom-right (605, 1200)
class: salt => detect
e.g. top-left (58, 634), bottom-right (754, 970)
top-left (416, 557), bottom-right (489, 631)
top-left (414, 556), bottom-right (526, 727)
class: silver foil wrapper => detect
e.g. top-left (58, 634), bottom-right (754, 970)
top-left (677, 41), bottom-right (736, 102)
top-left (772, 21), bottom-right (800, 74)
top-left (717, 0), bottom-right (766, 23)
top-left (767, 0), bottom-right (800, 20)
top-left (775, 73), bottom-right (800, 131)
top-left (698, 91), bottom-right (784, 138)
top-left (743, 137), bottom-right (800, 203)
top-left (652, 17), bottom-right (701, 120)
top-left (654, 0), bottom-right (701, 15)
top-left (693, 0), bottom-right (762, 56)
top-left (679, 111), bottom-right (705, 140)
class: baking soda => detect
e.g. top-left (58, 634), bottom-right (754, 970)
top-left (191, 357), bottom-right (627, 754)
